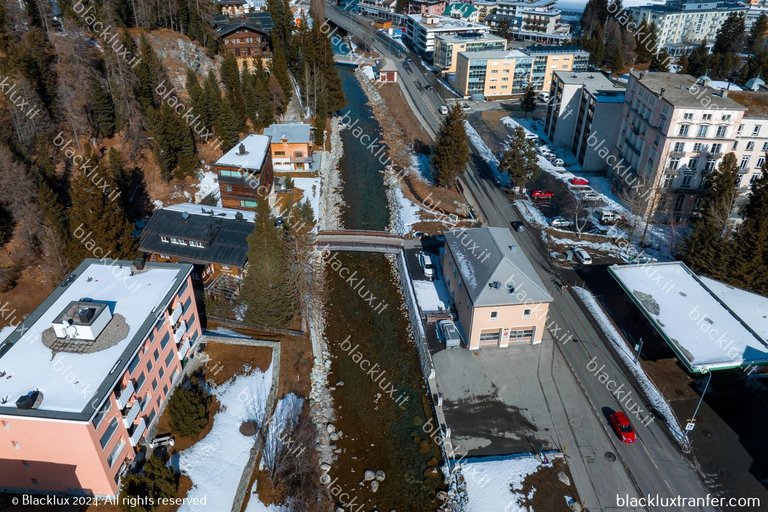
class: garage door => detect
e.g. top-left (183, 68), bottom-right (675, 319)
top-left (506, 328), bottom-right (535, 344)
top-left (479, 329), bottom-right (501, 347)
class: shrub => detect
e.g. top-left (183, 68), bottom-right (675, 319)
top-left (167, 377), bottom-right (212, 438)
top-left (119, 456), bottom-right (177, 512)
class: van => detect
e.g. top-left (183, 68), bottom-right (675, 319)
top-left (419, 252), bottom-right (435, 281)
top-left (597, 210), bottom-right (620, 224)
top-left (440, 105), bottom-right (449, 115)
top-left (573, 248), bottom-right (593, 265)
top-left (537, 91), bottom-right (550, 102)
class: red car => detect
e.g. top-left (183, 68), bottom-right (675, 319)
top-left (570, 177), bottom-right (589, 185)
top-left (609, 412), bottom-right (636, 443)
top-left (530, 189), bottom-right (554, 199)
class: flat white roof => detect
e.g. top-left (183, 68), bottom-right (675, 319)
top-left (215, 134), bottom-right (270, 170)
top-left (0, 261), bottom-right (188, 417)
top-left (164, 203), bottom-right (256, 223)
top-left (609, 262), bottom-right (768, 372)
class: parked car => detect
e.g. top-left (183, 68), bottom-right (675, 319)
top-left (530, 189), bottom-right (554, 199)
top-left (424, 84), bottom-right (433, 91)
top-left (596, 210), bottom-right (620, 224)
top-left (460, 103), bottom-right (472, 112)
top-left (537, 91), bottom-right (550, 102)
top-left (440, 105), bottom-right (449, 115)
top-left (510, 221), bottom-right (525, 232)
top-left (609, 412), bottom-right (636, 443)
top-left (437, 319), bottom-right (463, 348)
top-left (573, 248), bottom-right (593, 265)
top-left (419, 252), bottom-right (436, 280)
top-left (577, 190), bottom-right (602, 202)
top-left (549, 216), bottom-right (573, 228)
top-left (570, 177), bottom-right (589, 186)
top-left (149, 434), bottom-right (175, 449)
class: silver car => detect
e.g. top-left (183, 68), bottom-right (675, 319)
top-left (437, 320), bottom-right (462, 348)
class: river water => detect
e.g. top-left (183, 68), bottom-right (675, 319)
top-left (322, 63), bottom-right (443, 510)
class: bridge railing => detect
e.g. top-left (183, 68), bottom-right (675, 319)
top-left (317, 230), bottom-right (404, 239)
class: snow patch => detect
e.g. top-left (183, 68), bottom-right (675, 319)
top-left (195, 170), bottom-right (221, 205)
top-left (464, 455), bottom-right (542, 512)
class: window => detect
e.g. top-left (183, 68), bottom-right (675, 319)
top-left (663, 174), bottom-right (674, 188)
top-left (762, 142), bottom-right (768, 152)
top-left (274, 151), bottom-right (286, 156)
top-left (189, 240), bottom-right (204, 248)
top-left (757, 156), bottom-right (766, 169)
top-left (705, 159), bottom-right (716, 172)
top-left (683, 112), bottom-right (693, 120)
top-left (159, 367), bottom-right (165, 379)
top-left (160, 236), bottom-right (169, 243)
top-left (163, 384), bottom-right (169, 396)
top-left (92, 401), bottom-right (112, 429)
top-left (668, 158), bottom-right (680, 170)
top-left (715, 125), bottom-right (727, 138)
top-left (693, 143), bottom-right (702, 152)
top-left (160, 332), bottom-right (170, 350)
top-left (220, 170), bottom-right (243, 178)
top-left (147, 408), bottom-right (157, 426)
top-left (135, 372), bottom-right (147, 392)
top-left (165, 351), bottom-right (174, 368)
top-left (741, 156), bottom-right (750, 170)
top-left (183, 296), bottom-right (193, 311)
top-left (100, 419), bottom-right (119, 449)
top-left (733, 141), bottom-right (739, 150)
top-left (711, 143), bottom-right (721, 154)
top-left (688, 158), bottom-right (698, 170)
top-left (754, 125), bottom-right (762, 136)
top-left (523, 309), bottom-right (532, 318)
top-left (693, 197), bottom-right (704, 211)
top-left (239, 200), bottom-right (257, 208)
top-left (737, 124), bottom-right (744, 135)
top-left (722, 114), bottom-right (731, 121)
top-left (479, 330), bottom-right (501, 342)
top-left (702, 114), bottom-right (712, 121)
top-left (678, 124), bottom-right (690, 136)
top-left (674, 142), bottom-right (685, 152)
top-left (490, 311), bottom-right (499, 320)
top-left (11, 440), bottom-right (19, 449)
top-left (107, 440), bottom-right (125, 468)
top-left (508, 329), bottom-right (534, 339)
top-left (752, 173), bottom-right (762, 183)
top-left (225, 185), bottom-right (232, 192)
top-left (681, 173), bottom-right (693, 187)
top-left (696, 125), bottom-right (708, 138)
top-left (674, 195), bottom-right (686, 211)
top-left (2, 421), bottom-right (8, 429)
top-left (746, 141), bottom-right (755, 151)
top-left (22, 460), bottom-right (29, 468)
top-left (152, 379), bottom-right (158, 391)
top-left (170, 237), bottom-right (187, 245)
top-left (146, 359), bottom-right (153, 374)
top-left (154, 349), bottom-right (160, 361)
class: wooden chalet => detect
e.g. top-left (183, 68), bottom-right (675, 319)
top-left (216, 12), bottom-right (274, 62)
top-left (214, 134), bottom-right (273, 210)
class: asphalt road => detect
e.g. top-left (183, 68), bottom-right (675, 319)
top-left (326, 5), bottom-right (718, 510)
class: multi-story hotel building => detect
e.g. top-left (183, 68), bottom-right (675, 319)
top-left (454, 45), bottom-right (588, 98)
top-left (404, 14), bottom-right (489, 60)
top-left (433, 32), bottom-right (507, 74)
top-left (0, 259), bottom-right (200, 496)
top-left (544, 72), bottom-right (627, 171)
top-left (610, 71), bottom-right (768, 220)
top-left (490, 0), bottom-right (570, 43)
top-left (627, 0), bottom-right (748, 56)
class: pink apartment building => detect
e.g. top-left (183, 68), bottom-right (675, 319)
top-left (0, 259), bottom-right (200, 496)
top-left (442, 227), bottom-right (553, 350)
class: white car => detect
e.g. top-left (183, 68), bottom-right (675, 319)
top-left (419, 252), bottom-right (436, 280)
top-left (549, 216), bottom-right (573, 228)
top-left (460, 103), bottom-right (472, 112)
top-left (437, 319), bottom-right (463, 348)
top-left (573, 248), bottom-right (593, 265)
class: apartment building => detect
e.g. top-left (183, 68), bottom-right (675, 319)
top-left (728, 91), bottom-right (768, 202)
top-left (215, 134), bottom-right (273, 210)
top-left (473, 0), bottom-right (499, 22)
top-left (433, 32), bottom-right (507, 74)
top-left (544, 72), bottom-right (626, 171)
top-left (454, 45), bottom-right (588, 98)
top-left (628, 0), bottom-right (747, 56)
top-left (491, 0), bottom-right (570, 43)
top-left (409, 0), bottom-right (448, 15)
top-left (0, 259), bottom-right (200, 496)
top-left (612, 71), bottom-right (750, 220)
top-left (262, 123), bottom-right (316, 172)
top-left (443, 3), bottom-right (479, 22)
top-left (404, 14), bottom-right (489, 59)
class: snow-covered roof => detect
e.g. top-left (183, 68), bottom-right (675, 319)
top-left (0, 260), bottom-right (192, 420)
top-left (609, 262), bottom-right (768, 373)
top-left (164, 203), bottom-right (256, 223)
top-left (444, 227), bottom-right (553, 307)
top-left (215, 134), bottom-right (271, 170)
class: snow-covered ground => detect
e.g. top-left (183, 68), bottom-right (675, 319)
top-left (195, 169), bottom-right (221, 205)
top-left (572, 287), bottom-right (685, 442)
top-left (360, 64), bottom-right (375, 81)
top-left (178, 364), bottom-right (274, 511)
top-left (463, 455), bottom-right (542, 512)
top-left (292, 177), bottom-right (321, 220)
top-left (260, 393), bottom-right (304, 472)
top-left (412, 279), bottom-right (452, 312)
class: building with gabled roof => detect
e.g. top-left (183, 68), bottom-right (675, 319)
top-left (442, 227), bottom-right (553, 349)
top-left (214, 134), bottom-right (272, 210)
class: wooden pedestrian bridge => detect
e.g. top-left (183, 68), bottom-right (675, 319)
top-left (315, 230), bottom-right (406, 254)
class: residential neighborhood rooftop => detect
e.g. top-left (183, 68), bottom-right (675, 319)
top-left (630, 71), bottom-right (747, 110)
top-left (444, 227), bottom-right (553, 307)
top-left (215, 134), bottom-right (271, 170)
top-left (0, 260), bottom-right (192, 420)
top-left (263, 122), bottom-right (313, 144)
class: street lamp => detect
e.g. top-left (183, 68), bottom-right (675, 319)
top-left (683, 370), bottom-right (712, 449)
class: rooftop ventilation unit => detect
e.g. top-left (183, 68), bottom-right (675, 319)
top-left (238, 143), bottom-right (248, 155)
top-left (16, 390), bottom-right (43, 410)
top-left (182, 210), bottom-right (191, 221)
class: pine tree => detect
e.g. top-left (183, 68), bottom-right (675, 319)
top-left (682, 153), bottom-right (740, 278)
top-left (271, 36), bottom-right (294, 101)
top-left (678, 53), bottom-right (689, 74)
top-left (37, 181), bottom-right (70, 274)
top-left (609, 45), bottom-right (624, 74)
top-left (520, 84), bottom-right (537, 118)
top-left (134, 33), bottom-right (162, 109)
top-left (748, 13), bottom-right (768, 55)
top-left (634, 21), bottom-right (653, 64)
top-left (432, 105), bottom-right (469, 187)
top-left (499, 127), bottom-right (540, 187)
top-left (313, 94), bottom-right (326, 146)
top-left (186, 68), bottom-right (204, 116)
top-left (217, 100), bottom-right (242, 153)
top-left (650, 49), bottom-right (671, 72)
top-left (151, 104), bottom-right (198, 181)
top-left (221, 53), bottom-right (241, 94)
top-left (240, 194), bottom-right (294, 328)
top-left (687, 40), bottom-right (710, 78)
top-left (91, 78), bottom-right (116, 138)
top-left (713, 12), bottom-right (746, 55)
top-left (202, 71), bottom-right (223, 129)
top-left (729, 163), bottom-right (768, 292)
top-left (107, 148), bottom-right (130, 210)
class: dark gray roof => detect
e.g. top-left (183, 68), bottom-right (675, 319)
top-left (139, 206), bottom-right (254, 268)
top-left (444, 227), bottom-right (553, 307)
top-left (630, 71), bottom-right (747, 110)
top-left (216, 13), bottom-right (274, 37)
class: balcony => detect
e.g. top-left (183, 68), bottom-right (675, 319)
top-left (178, 338), bottom-right (191, 360)
top-left (170, 306), bottom-right (183, 325)
top-left (173, 320), bottom-right (187, 343)
top-left (115, 380), bottom-right (135, 410)
top-left (129, 418), bottom-right (147, 447)
top-left (669, 150), bottom-right (685, 157)
top-left (122, 400), bottom-right (141, 428)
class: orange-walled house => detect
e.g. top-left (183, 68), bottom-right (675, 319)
top-left (262, 123), bottom-right (316, 172)
top-left (0, 259), bottom-right (201, 496)
top-left (214, 134), bottom-right (273, 210)
top-left (442, 227), bottom-right (553, 350)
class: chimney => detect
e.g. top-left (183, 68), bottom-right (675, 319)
top-left (721, 89), bottom-right (729, 97)
top-left (679, 83), bottom-right (684, 91)
top-left (238, 143), bottom-right (246, 155)
top-left (134, 257), bottom-right (145, 270)
top-left (659, 88), bottom-right (666, 98)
